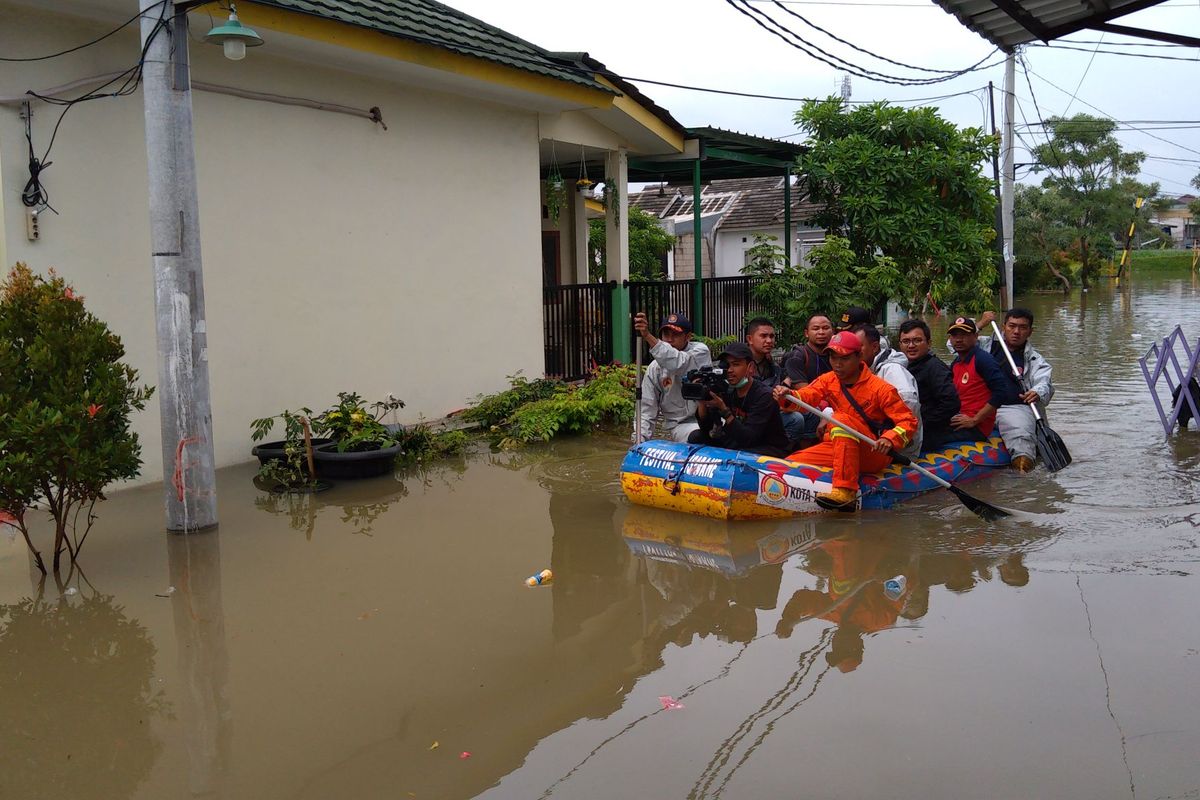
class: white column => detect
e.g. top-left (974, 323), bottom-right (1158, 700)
top-left (572, 186), bottom-right (589, 283)
top-left (605, 148), bottom-right (629, 282)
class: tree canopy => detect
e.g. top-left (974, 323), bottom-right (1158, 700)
top-left (1028, 114), bottom-right (1146, 289)
top-left (589, 206), bottom-right (675, 282)
top-left (795, 98), bottom-right (998, 312)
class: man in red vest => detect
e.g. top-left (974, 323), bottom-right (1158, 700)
top-left (947, 316), bottom-right (1018, 439)
top-left (773, 331), bottom-right (918, 511)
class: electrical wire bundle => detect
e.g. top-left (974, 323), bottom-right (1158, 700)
top-left (11, 0), bottom-right (170, 213)
top-left (723, 0), bottom-right (1003, 85)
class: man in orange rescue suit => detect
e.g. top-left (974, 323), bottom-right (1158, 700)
top-left (772, 331), bottom-right (918, 511)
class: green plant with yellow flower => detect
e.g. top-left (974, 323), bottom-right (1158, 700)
top-left (314, 392), bottom-right (403, 452)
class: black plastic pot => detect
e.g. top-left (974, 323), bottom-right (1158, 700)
top-left (313, 442), bottom-right (402, 480)
top-left (251, 438), bottom-right (334, 466)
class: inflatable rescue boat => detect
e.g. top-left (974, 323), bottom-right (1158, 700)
top-left (620, 437), bottom-right (1009, 520)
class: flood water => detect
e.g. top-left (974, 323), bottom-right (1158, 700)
top-left (3, 272), bottom-right (1200, 800)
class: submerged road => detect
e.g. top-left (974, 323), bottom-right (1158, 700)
top-left (1, 272), bottom-right (1198, 800)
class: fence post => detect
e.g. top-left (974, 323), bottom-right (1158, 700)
top-left (610, 280), bottom-right (631, 364)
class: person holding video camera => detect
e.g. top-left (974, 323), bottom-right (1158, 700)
top-left (686, 342), bottom-right (791, 457)
top-left (634, 312), bottom-right (713, 442)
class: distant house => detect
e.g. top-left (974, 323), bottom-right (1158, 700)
top-left (630, 176), bottom-right (825, 278)
top-left (1149, 195), bottom-right (1197, 248)
top-left (0, 0), bottom-right (685, 485)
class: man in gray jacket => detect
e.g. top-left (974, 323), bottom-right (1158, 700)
top-left (634, 312), bottom-right (712, 442)
top-left (976, 308), bottom-right (1054, 472)
top-left (853, 324), bottom-right (922, 457)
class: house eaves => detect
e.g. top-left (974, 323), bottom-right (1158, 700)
top-left (229, 0), bottom-right (618, 109)
top-left (930, 0), bottom-right (1195, 50)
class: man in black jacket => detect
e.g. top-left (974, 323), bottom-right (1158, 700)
top-left (897, 319), bottom-right (961, 451)
top-left (688, 342), bottom-right (791, 457)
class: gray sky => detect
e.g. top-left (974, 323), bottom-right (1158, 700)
top-left (451, 0), bottom-right (1200, 195)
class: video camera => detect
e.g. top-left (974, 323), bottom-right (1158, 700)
top-left (681, 365), bottom-right (731, 401)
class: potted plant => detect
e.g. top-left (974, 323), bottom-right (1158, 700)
top-left (250, 409), bottom-right (329, 493)
top-left (545, 169), bottom-right (566, 224)
top-left (576, 177), bottom-right (595, 198)
top-left (311, 393), bottom-right (404, 480)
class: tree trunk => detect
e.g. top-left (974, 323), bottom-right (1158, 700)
top-left (1080, 238), bottom-right (1092, 291)
top-left (1046, 259), bottom-right (1072, 293)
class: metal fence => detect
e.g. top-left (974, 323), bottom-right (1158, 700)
top-left (543, 282), bottom-right (613, 380)
top-left (627, 276), bottom-right (767, 355)
top-left (543, 277), bottom-right (770, 380)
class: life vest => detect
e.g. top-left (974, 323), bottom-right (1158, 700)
top-left (952, 350), bottom-right (996, 436)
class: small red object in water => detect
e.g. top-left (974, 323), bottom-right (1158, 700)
top-left (459, 751), bottom-right (471, 759)
top-left (659, 696), bottom-right (684, 711)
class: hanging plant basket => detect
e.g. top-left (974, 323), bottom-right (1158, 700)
top-left (576, 178), bottom-right (595, 198)
top-left (546, 172), bottom-right (566, 224)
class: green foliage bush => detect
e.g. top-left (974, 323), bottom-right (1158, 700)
top-left (589, 206), bottom-right (676, 282)
top-left (461, 373), bottom-right (562, 428)
top-left (0, 264), bottom-right (153, 574)
top-left (796, 99), bottom-right (998, 310)
top-left (467, 365), bottom-right (636, 448)
top-left (745, 236), bottom-right (906, 345)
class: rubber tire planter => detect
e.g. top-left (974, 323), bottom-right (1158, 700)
top-left (313, 442), bottom-right (402, 480)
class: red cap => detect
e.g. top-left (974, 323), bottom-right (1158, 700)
top-left (826, 330), bottom-right (863, 355)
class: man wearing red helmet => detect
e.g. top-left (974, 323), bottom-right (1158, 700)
top-left (773, 331), bottom-right (918, 511)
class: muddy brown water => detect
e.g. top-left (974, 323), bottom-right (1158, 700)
top-left (3, 273), bottom-right (1200, 800)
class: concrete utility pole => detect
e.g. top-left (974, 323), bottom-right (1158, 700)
top-left (140, 0), bottom-right (218, 531)
top-left (1000, 51), bottom-right (1017, 309)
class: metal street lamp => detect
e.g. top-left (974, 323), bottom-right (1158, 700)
top-left (203, 4), bottom-right (264, 61)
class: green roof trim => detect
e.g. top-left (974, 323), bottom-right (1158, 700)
top-left (247, 0), bottom-right (615, 93)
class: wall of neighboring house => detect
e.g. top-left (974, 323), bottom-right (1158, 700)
top-left (1, 4), bottom-right (542, 486)
top-left (670, 233), bottom-right (714, 279)
top-left (715, 226), bottom-right (826, 276)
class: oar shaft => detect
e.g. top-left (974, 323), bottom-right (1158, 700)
top-left (634, 333), bottom-right (643, 445)
top-left (784, 395), bottom-right (953, 491)
top-left (988, 320), bottom-right (1045, 423)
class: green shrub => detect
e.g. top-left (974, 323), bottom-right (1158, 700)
top-left (0, 264), bottom-right (153, 574)
top-left (468, 365), bottom-right (636, 448)
top-left (694, 334), bottom-right (737, 361)
top-left (461, 373), bottom-right (563, 428)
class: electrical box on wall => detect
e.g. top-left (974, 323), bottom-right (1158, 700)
top-left (25, 208), bottom-right (40, 241)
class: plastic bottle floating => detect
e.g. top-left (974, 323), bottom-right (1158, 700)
top-left (883, 575), bottom-right (907, 601)
top-left (525, 569), bottom-right (553, 587)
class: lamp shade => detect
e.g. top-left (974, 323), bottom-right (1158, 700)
top-left (204, 11), bottom-right (263, 59)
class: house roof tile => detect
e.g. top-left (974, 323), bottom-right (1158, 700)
top-left (250, 0), bottom-right (613, 92)
top-left (631, 176), bottom-right (822, 230)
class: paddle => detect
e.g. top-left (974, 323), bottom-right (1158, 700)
top-left (784, 396), bottom-right (1011, 521)
top-left (633, 330), bottom-right (644, 445)
top-left (988, 321), bottom-right (1072, 472)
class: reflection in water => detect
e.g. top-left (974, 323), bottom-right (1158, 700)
top-left (0, 582), bottom-right (167, 800)
top-left (168, 531), bottom-right (231, 797)
top-left (252, 457), bottom-right (468, 538)
top-left (620, 505), bottom-right (1044, 677)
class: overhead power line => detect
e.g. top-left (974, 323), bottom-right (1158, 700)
top-left (723, 0), bottom-right (1004, 86)
top-left (1022, 61), bottom-right (1200, 159)
top-left (767, 0), bottom-right (985, 74)
top-left (0, 1), bottom-right (166, 62)
top-left (1034, 43), bottom-right (1200, 62)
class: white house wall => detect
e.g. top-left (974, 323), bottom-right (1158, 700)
top-left (1, 5), bottom-right (542, 486)
top-left (715, 226), bottom-right (826, 276)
